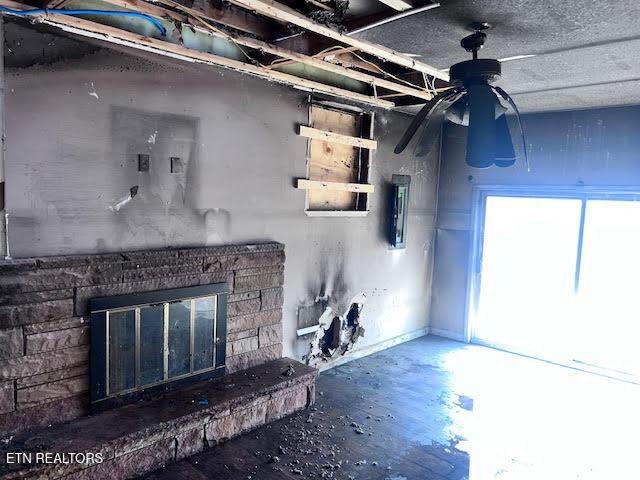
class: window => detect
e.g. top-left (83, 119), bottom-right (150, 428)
top-left (469, 188), bottom-right (640, 378)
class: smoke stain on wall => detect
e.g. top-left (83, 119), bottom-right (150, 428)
top-left (108, 106), bottom-right (212, 248)
top-left (296, 246), bottom-right (367, 367)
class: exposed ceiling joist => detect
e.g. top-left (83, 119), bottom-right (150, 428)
top-left (303, 0), bottom-right (333, 12)
top-left (266, 46), bottom-right (359, 70)
top-left (98, 0), bottom-right (187, 22)
top-left (220, 0), bottom-right (449, 80)
top-left (0, 0), bottom-right (395, 108)
top-left (211, 27), bottom-right (434, 100)
top-left (104, 0), bottom-right (433, 100)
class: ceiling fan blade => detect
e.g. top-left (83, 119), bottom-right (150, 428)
top-left (494, 113), bottom-right (516, 167)
top-left (394, 89), bottom-right (460, 155)
top-left (444, 96), bottom-right (468, 125)
top-left (414, 114), bottom-right (446, 158)
top-left (465, 83), bottom-right (497, 168)
top-left (415, 90), bottom-right (467, 156)
top-left (493, 86), bottom-right (530, 171)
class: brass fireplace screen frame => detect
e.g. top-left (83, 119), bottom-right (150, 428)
top-left (89, 283), bottom-right (228, 411)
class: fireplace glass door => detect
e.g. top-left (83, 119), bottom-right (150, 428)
top-left (90, 284), bottom-right (228, 409)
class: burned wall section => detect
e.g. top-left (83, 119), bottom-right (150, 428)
top-left (295, 252), bottom-right (366, 367)
top-left (304, 294), bottom-right (366, 368)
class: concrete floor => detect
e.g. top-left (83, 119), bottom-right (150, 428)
top-left (143, 335), bottom-right (640, 479)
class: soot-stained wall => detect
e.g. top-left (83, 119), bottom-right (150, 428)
top-left (4, 25), bottom-right (440, 362)
top-left (431, 105), bottom-right (640, 339)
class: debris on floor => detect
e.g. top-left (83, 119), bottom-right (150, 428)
top-left (142, 338), bottom-right (471, 480)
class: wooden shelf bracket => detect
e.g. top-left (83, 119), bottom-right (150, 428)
top-left (296, 179), bottom-right (375, 193)
top-left (298, 125), bottom-right (378, 150)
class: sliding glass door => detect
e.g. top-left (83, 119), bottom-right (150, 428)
top-left (471, 189), bottom-right (640, 377)
top-left (473, 195), bottom-right (582, 360)
top-left (574, 200), bottom-right (640, 375)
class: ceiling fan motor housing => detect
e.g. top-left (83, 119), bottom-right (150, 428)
top-left (449, 59), bottom-right (502, 87)
top-left (394, 28), bottom-right (528, 170)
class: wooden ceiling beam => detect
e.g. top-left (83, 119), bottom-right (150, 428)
top-left (303, 0), bottom-right (333, 12)
top-left (98, 0), bottom-right (187, 22)
top-left (188, 0), bottom-right (277, 38)
top-left (268, 46), bottom-right (358, 70)
top-left (149, 0), bottom-right (276, 38)
top-left (219, 0), bottom-right (449, 80)
top-left (324, 50), bottom-right (387, 75)
top-left (193, 21), bottom-right (434, 100)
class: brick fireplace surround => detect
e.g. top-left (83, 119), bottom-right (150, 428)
top-left (0, 243), bottom-right (317, 479)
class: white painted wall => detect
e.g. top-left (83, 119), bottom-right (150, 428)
top-left (5, 32), bottom-right (440, 362)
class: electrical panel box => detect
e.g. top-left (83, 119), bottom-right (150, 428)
top-left (389, 175), bottom-right (411, 249)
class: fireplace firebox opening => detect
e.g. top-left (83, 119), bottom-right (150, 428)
top-left (89, 283), bottom-right (228, 411)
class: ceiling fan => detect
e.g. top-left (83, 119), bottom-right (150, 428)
top-left (394, 23), bottom-right (528, 169)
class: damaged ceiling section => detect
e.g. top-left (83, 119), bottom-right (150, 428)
top-left (0, 0), bottom-right (449, 110)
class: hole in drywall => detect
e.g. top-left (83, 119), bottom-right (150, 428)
top-left (321, 317), bottom-right (341, 355)
top-left (346, 303), bottom-right (359, 327)
top-left (303, 293), bottom-right (367, 367)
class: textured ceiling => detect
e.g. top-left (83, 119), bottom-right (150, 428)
top-left (354, 0), bottom-right (640, 112)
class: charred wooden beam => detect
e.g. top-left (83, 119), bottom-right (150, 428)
top-left (220, 0), bottom-right (448, 80)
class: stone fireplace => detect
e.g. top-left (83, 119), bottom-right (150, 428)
top-left (0, 243), bottom-right (317, 479)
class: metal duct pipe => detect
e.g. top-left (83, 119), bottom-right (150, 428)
top-left (347, 3), bottom-right (440, 36)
